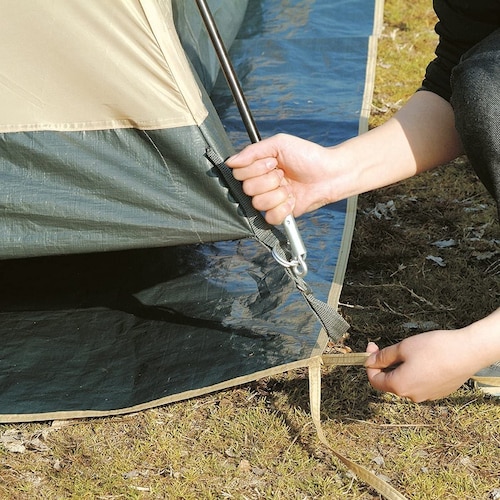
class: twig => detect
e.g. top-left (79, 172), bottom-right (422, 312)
top-left (347, 282), bottom-right (455, 311)
top-left (485, 259), bottom-right (500, 276)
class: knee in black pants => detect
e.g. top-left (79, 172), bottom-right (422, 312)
top-left (450, 28), bottom-right (500, 207)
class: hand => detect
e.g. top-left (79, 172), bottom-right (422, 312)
top-left (364, 329), bottom-right (483, 402)
top-left (226, 93), bottom-right (465, 226)
top-left (226, 134), bottom-right (336, 225)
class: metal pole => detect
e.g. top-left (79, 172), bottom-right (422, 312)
top-left (195, 0), bottom-right (307, 277)
top-left (194, 0), bottom-right (260, 144)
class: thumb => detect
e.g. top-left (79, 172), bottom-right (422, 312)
top-left (226, 139), bottom-right (277, 167)
top-left (365, 342), bottom-right (404, 370)
top-left (364, 342), bottom-right (379, 366)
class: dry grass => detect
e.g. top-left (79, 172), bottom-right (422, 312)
top-left (1, 0), bottom-right (499, 499)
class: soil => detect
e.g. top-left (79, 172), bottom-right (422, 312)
top-left (340, 155), bottom-right (499, 354)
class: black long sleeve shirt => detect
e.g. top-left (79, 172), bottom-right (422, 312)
top-left (421, 0), bottom-right (500, 101)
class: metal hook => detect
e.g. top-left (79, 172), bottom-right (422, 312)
top-left (271, 244), bottom-right (308, 278)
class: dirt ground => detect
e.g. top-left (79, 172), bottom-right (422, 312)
top-left (340, 156), bottom-right (499, 354)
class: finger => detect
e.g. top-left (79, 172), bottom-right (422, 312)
top-left (366, 341), bottom-right (379, 354)
top-left (230, 157), bottom-right (278, 181)
top-left (240, 168), bottom-right (286, 197)
top-left (364, 343), bottom-right (403, 370)
top-left (264, 197), bottom-right (296, 225)
top-left (251, 185), bottom-right (294, 215)
top-left (367, 366), bottom-right (398, 394)
top-left (226, 137), bottom-right (281, 167)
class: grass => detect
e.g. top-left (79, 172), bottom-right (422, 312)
top-left (1, 0), bottom-right (499, 499)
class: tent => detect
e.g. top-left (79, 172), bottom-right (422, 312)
top-left (0, 0), bottom-right (380, 423)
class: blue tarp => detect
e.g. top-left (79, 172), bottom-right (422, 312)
top-left (0, 0), bottom-right (378, 421)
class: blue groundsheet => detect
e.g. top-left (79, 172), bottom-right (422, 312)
top-left (0, 0), bottom-right (377, 421)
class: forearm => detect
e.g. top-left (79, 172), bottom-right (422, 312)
top-left (227, 91), bottom-right (465, 225)
top-left (327, 90), bottom-right (464, 201)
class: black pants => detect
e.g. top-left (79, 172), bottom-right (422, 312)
top-left (451, 27), bottom-right (500, 218)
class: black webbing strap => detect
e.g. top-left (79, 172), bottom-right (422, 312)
top-left (205, 148), bottom-right (350, 342)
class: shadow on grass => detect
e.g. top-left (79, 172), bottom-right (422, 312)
top-left (248, 363), bottom-right (499, 457)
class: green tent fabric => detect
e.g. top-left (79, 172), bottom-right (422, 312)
top-left (0, 0), bottom-right (381, 422)
top-left (0, 0), bottom-right (252, 259)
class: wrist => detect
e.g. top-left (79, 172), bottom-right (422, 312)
top-left (460, 308), bottom-right (500, 371)
top-left (323, 142), bottom-right (362, 202)
top-left (324, 123), bottom-right (407, 202)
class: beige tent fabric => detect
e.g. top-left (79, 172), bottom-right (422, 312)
top-left (0, 0), bottom-right (208, 132)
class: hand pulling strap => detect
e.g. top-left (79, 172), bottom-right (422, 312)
top-left (205, 148), bottom-right (350, 342)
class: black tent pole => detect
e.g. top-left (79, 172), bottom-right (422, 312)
top-left (194, 0), bottom-right (260, 144)
top-left (195, 0), bottom-right (308, 277)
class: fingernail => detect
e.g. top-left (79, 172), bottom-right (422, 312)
top-left (266, 158), bottom-right (278, 170)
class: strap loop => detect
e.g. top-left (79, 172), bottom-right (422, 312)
top-left (309, 356), bottom-right (409, 500)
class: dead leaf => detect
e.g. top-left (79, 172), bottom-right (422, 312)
top-left (431, 239), bottom-right (456, 248)
top-left (402, 321), bottom-right (440, 331)
top-left (25, 437), bottom-right (50, 453)
top-left (490, 488), bottom-right (500, 500)
top-left (365, 200), bottom-right (396, 220)
top-left (225, 447), bottom-right (239, 458)
top-left (123, 470), bottom-right (141, 479)
top-left (1, 430), bottom-right (26, 453)
top-left (238, 459), bottom-right (251, 473)
top-left (472, 250), bottom-right (498, 261)
top-left (426, 255), bottom-right (446, 267)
